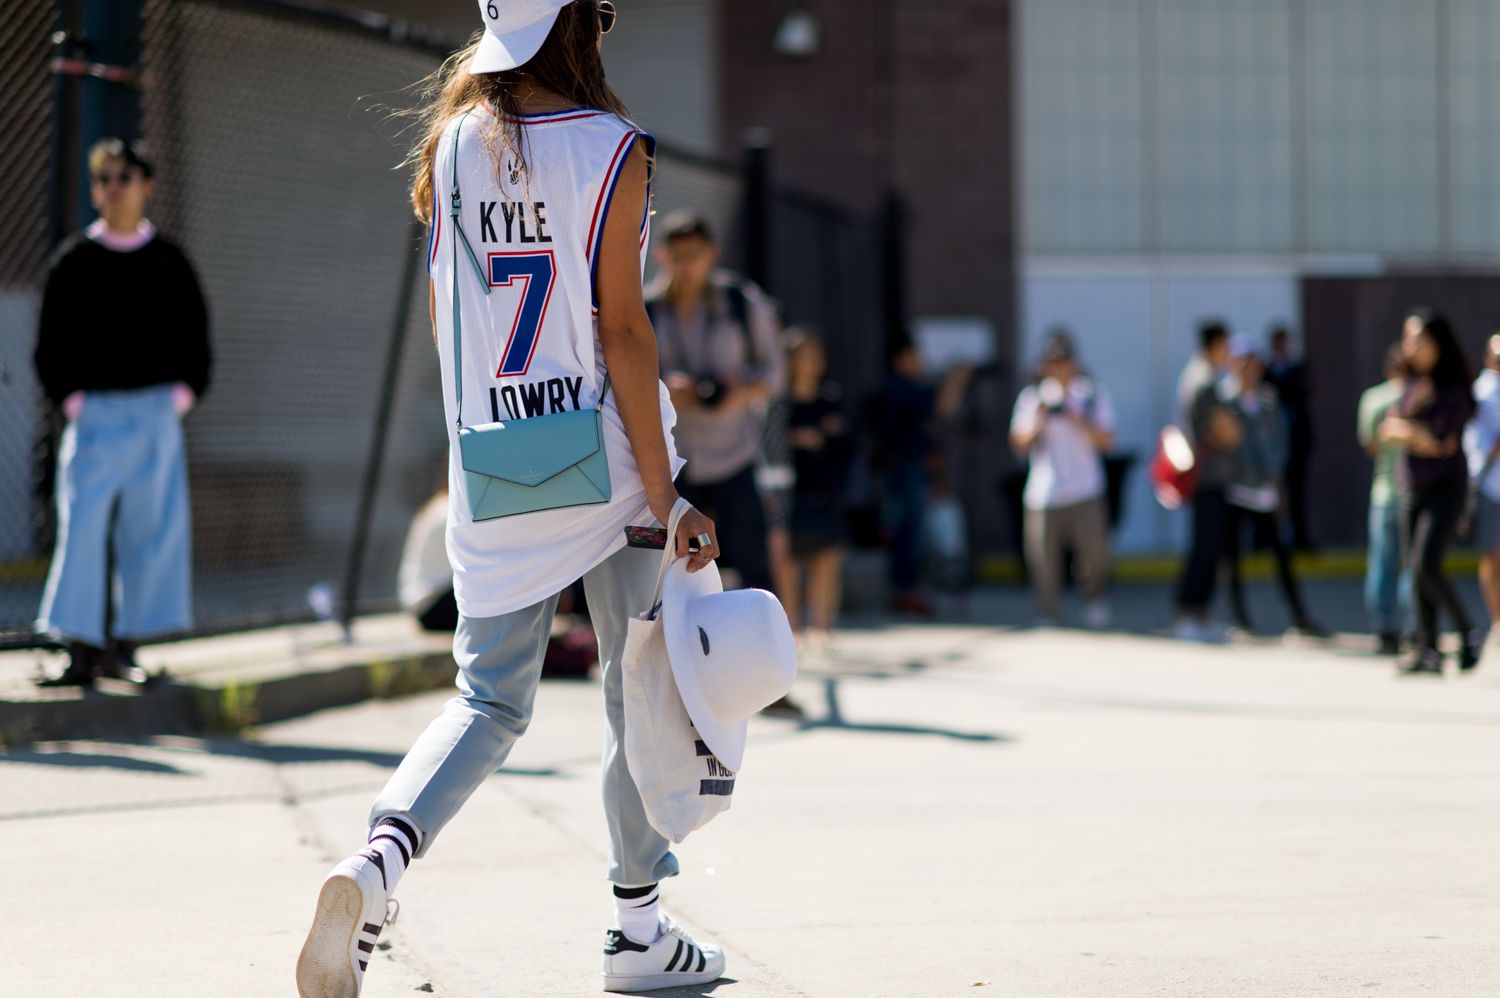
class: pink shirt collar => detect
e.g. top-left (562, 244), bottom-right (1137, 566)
top-left (86, 218), bottom-right (157, 252)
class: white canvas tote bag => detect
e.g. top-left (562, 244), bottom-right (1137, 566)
top-left (622, 498), bottom-right (736, 843)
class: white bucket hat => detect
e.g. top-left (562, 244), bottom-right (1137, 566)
top-left (659, 559), bottom-right (798, 772)
top-left (470, 0), bottom-right (572, 74)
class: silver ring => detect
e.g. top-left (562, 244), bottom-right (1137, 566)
top-left (695, 532), bottom-right (712, 549)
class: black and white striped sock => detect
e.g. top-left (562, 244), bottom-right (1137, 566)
top-left (363, 817), bottom-right (421, 894)
top-left (612, 882), bottom-right (661, 945)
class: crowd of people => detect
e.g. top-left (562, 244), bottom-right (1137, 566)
top-left (1163, 310), bottom-right (1494, 676)
top-left (45, 139), bottom-right (1500, 687)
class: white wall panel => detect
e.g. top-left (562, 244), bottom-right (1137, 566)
top-left (1022, 262), bottom-right (1299, 555)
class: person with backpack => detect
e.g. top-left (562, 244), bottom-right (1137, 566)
top-left (646, 211), bottom-right (785, 595)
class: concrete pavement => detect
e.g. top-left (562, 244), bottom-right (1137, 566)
top-left (2, 611), bottom-right (1499, 996)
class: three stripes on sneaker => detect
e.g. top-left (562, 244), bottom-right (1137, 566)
top-left (349, 818), bottom-right (420, 974)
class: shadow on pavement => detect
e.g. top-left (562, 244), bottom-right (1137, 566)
top-left (614, 978), bottom-right (740, 997)
top-left (788, 678), bottom-right (1010, 744)
top-left (0, 748), bottom-right (191, 775)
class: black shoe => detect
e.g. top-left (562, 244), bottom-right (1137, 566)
top-left (99, 639), bottom-right (155, 686)
top-left (1459, 630), bottom-right (1487, 672)
top-left (1290, 620), bottom-right (1331, 640)
top-left (33, 641), bottom-right (102, 689)
top-left (1398, 649), bottom-right (1444, 675)
top-left (1377, 632), bottom-right (1401, 656)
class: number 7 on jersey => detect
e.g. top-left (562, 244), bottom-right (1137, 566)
top-left (487, 250), bottom-right (556, 377)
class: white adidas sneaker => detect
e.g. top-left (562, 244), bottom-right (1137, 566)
top-left (296, 853), bottom-right (397, 998)
top-left (602, 915), bottom-right (726, 992)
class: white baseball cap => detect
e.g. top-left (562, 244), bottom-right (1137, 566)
top-left (659, 559), bottom-right (798, 773)
top-left (470, 0), bottom-right (572, 74)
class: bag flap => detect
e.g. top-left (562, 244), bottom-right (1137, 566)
top-left (459, 409), bottom-right (603, 487)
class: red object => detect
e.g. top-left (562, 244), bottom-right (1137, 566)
top-left (1150, 426), bottom-right (1199, 510)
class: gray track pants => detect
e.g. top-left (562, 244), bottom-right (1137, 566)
top-left (369, 543), bottom-right (677, 887)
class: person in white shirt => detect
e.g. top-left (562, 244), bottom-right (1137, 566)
top-left (1009, 331), bottom-right (1116, 627)
top-left (1464, 332), bottom-right (1500, 648)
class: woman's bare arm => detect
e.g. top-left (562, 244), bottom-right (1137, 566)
top-left (595, 142), bottom-right (718, 567)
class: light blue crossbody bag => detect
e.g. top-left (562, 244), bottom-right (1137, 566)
top-left (447, 113), bottom-right (613, 521)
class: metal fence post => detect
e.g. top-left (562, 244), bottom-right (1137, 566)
top-left (339, 216), bottom-right (426, 640)
top-left (67, 0), bottom-right (142, 227)
top-left (741, 127), bottom-right (773, 292)
top-left (880, 189), bottom-right (907, 350)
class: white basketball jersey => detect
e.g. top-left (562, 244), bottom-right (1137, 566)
top-left (429, 104), bottom-right (684, 617)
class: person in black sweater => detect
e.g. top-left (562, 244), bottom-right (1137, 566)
top-left (33, 138), bottom-right (211, 687)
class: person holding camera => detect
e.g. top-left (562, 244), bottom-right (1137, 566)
top-left (1009, 331), bottom-right (1116, 627)
top-left (646, 211), bottom-right (784, 594)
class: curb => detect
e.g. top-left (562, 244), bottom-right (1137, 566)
top-left (0, 647), bottom-right (457, 750)
top-left (976, 548), bottom-right (1483, 585)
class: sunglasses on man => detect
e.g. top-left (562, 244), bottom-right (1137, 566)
top-left (92, 169), bottom-right (141, 187)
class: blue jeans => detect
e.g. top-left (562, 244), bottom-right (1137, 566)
top-left (1365, 500), bottom-right (1411, 636)
top-left (884, 461), bottom-right (928, 593)
top-left (36, 385), bottom-right (192, 647)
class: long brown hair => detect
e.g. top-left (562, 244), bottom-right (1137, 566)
top-left (406, 1), bottom-right (630, 222)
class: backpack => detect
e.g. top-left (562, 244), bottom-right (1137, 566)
top-left (645, 276), bottom-right (758, 369)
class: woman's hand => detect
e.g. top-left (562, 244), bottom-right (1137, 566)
top-left (673, 505), bottom-right (720, 573)
top-left (1379, 416), bottom-right (1415, 447)
top-left (647, 490), bottom-right (720, 573)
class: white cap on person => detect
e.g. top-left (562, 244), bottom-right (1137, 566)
top-left (470, 0), bottom-right (572, 74)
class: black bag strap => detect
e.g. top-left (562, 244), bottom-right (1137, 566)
top-left (448, 112), bottom-right (608, 429)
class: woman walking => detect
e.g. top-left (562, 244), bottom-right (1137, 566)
top-left (33, 137), bottom-right (210, 687)
top-left (1380, 309), bottom-right (1479, 674)
top-left (776, 330), bottom-right (851, 644)
top-left (296, 2), bottom-right (724, 994)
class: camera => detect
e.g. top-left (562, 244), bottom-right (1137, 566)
top-left (696, 377), bottom-right (727, 408)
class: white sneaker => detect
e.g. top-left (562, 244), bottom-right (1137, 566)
top-left (296, 853), bottom-right (397, 998)
top-left (602, 915), bottom-right (726, 992)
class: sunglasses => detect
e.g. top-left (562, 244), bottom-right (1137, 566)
top-left (92, 169), bottom-right (140, 187)
top-left (598, 0), bottom-right (617, 35)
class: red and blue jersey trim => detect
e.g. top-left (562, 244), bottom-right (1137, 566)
top-left (510, 106), bottom-right (609, 125)
top-left (586, 129), bottom-right (646, 311)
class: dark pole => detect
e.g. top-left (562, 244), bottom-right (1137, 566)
top-left (69, 0), bottom-right (142, 227)
top-left (741, 127), bottom-right (773, 292)
top-left (47, 27), bottom-right (82, 248)
top-left (340, 217), bottom-right (426, 640)
top-left (880, 189), bottom-right (907, 352)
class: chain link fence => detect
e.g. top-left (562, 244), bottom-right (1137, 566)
top-left (136, 0), bottom-right (447, 638)
top-left (0, 0), bottom-right (893, 649)
top-left (0, 0), bottom-right (62, 644)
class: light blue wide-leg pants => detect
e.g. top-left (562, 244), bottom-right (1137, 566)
top-left (36, 385), bottom-right (192, 647)
top-left (369, 541), bottom-right (677, 887)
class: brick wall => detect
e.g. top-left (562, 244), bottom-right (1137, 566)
top-left (719, 1), bottom-right (1013, 335)
top-left (719, 0), bottom-right (1018, 553)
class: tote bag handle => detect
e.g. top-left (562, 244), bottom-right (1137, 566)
top-left (646, 496), bottom-right (696, 619)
